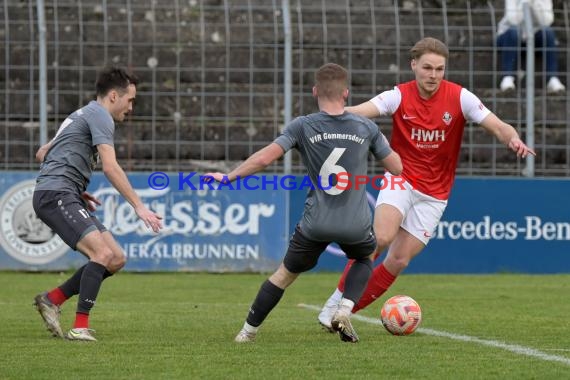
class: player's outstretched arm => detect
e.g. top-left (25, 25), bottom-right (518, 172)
top-left (381, 151), bottom-right (403, 175)
top-left (479, 113), bottom-right (536, 158)
top-left (202, 172), bottom-right (229, 183)
top-left (345, 101), bottom-right (382, 119)
top-left (97, 143), bottom-right (163, 232)
top-left (205, 143), bottom-right (285, 182)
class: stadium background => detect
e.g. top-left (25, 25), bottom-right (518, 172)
top-left (0, 0), bottom-right (569, 273)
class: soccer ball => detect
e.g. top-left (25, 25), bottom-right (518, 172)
top-left (380, 295), bottom-right (422, 335)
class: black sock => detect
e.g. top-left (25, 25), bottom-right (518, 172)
top-left (245, 280), bottom-right (285, 327)
top-left (343, 258), bottom-right (373, 304)
top-left (77, 261), bottom-right (107, 314)
top-left (59, 266), bottom-right (114, 299)
top-left (59, 264), bottom-right (87, 298)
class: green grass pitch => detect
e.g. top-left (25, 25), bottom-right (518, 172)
top-left (0, 272), bottom-right (569, 379)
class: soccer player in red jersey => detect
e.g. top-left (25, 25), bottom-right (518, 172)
top-left (318, 37), bottom-right (535, 329)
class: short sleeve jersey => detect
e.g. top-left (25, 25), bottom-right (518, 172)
top-left (35, 101), bottom-right (115, 193)
top-left (274, 111), bottom-right (393, 243)
top-left (370, 80), bottom-right (491, 200)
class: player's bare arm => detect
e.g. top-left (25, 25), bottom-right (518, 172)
top-left (479, 113), bottom-right (536, 158)
top-left (97, 143), bottom-right (163, 232)
top-left (380, 151), bottom-right (403, 175)
top-left (205, 143), bottom-right (285, 182)
top-left (35, 141), bottom-right (52, 163)
top-left (345, 100), bottom-right (382, 119)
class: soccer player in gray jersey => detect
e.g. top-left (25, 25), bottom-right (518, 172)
top-left (32, 66), bottom-right (163, 341)
top-left (205, 63), bottom-right (402, 343)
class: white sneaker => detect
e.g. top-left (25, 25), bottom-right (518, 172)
top-left (499, 76), bottom-right (516, 92)
top-left (234, 328), bottom-right (256, 343)
top-left (66, 328), bottom-right (97, 342)
top-left (547, 76), bottom-right (566, 94)
top-left (317, 300), bottom-right (338, 332)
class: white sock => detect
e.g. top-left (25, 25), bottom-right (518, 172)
top-left (242, 322), bottom-right (258, 334)
top-left (338, 298), bottom-right (355, 315)
top-left (325, 288), bottom-right (343, 306)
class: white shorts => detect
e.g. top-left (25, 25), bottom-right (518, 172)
top-left (375, 173), bottom-right (448, 245)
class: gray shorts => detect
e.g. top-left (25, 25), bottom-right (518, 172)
top-left (33, 190), bottom-right (107, 250)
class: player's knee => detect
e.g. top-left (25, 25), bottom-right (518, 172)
top-left (91, 247), bottom-right (115, 267)
top-left (386, 255), bottom-right (410, 271)
top-left (117, 253), bottom-right (126, 269)
top-left (270, 265), bottom-right (298, 288)
top-left (302, 256), bottom-right (320, 272)
top-left (108, 252), bottom-right (126, 273)
top-left (283, 250), bottom-right (320, 273)
top-left (375, 234), bottom-right (393, 251)
top-left (287, 256), bottom-right (318, 273)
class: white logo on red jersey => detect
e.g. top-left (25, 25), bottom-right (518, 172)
top-left (442, 112), bottom-right (452, 125)
top-left (410, 128), bottom-right (445, 142)
top-left (403, 114), bottom-right (416, 120)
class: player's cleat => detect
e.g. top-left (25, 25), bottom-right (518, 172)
top-left (66, 328), bottom-right (97, 342)
top-left (331, 312), bottom-right (359, 343)
top-left (33, 293), bottom-right (63, 338)
top-left (234, 328), bottom-right (256, 343)
top-left (317, 301), bottom-right (338, 333)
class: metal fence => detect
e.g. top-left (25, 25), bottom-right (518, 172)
top-left (1, 0), bottom-right (569, 176)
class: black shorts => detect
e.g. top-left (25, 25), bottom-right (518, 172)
top-left (33, 190), bottom-right (107, 250)
top-left (283, 224), bottom-right (376, 273)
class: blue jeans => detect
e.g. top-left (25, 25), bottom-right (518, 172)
top-left (497, 26), bottom-right (559, 80)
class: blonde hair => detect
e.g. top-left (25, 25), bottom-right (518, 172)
top-left (410, 37), bottom-right (449, 60)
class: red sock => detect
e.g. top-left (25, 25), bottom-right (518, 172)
top-left (353, 263), bottom-right (397, 313)
top-left (47, 287), bottom-right (68, 306)
top-left (74, 313), bottom-right (89, 329)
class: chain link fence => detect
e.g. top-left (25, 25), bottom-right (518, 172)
top-left (1, 0), bottom-right (569, 176)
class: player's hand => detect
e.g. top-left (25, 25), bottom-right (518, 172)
top-left (81, 191), bottom-right (102, 212)
top-left (135, 205), bottom-right (163, 233)
top-left (508, 137), bottom-right (536, 158)
top-left (202, 172), bottom-right (230, 183)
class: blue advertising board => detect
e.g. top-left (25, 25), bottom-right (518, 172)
top-left (1, 172), bottom-right (568, 273)
top-left (414, 178), bottom-right (570, 273)
top-left (0, 172), bottom-right (288, 272)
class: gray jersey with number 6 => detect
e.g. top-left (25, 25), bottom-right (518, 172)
top-left (274, 111), bottom-right (392, 243)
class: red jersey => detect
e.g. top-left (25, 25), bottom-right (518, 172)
top-left (371, 80), bottom-right (490, 200)
top-left (393, 80), bottom-right (464, 199)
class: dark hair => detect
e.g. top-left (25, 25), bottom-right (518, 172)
top-left (410, 37), bottom-right (449, 60)
top-left (314, 63), bottom-right (348, 99)
top-left (95, 66), bottom-right (139, 97)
